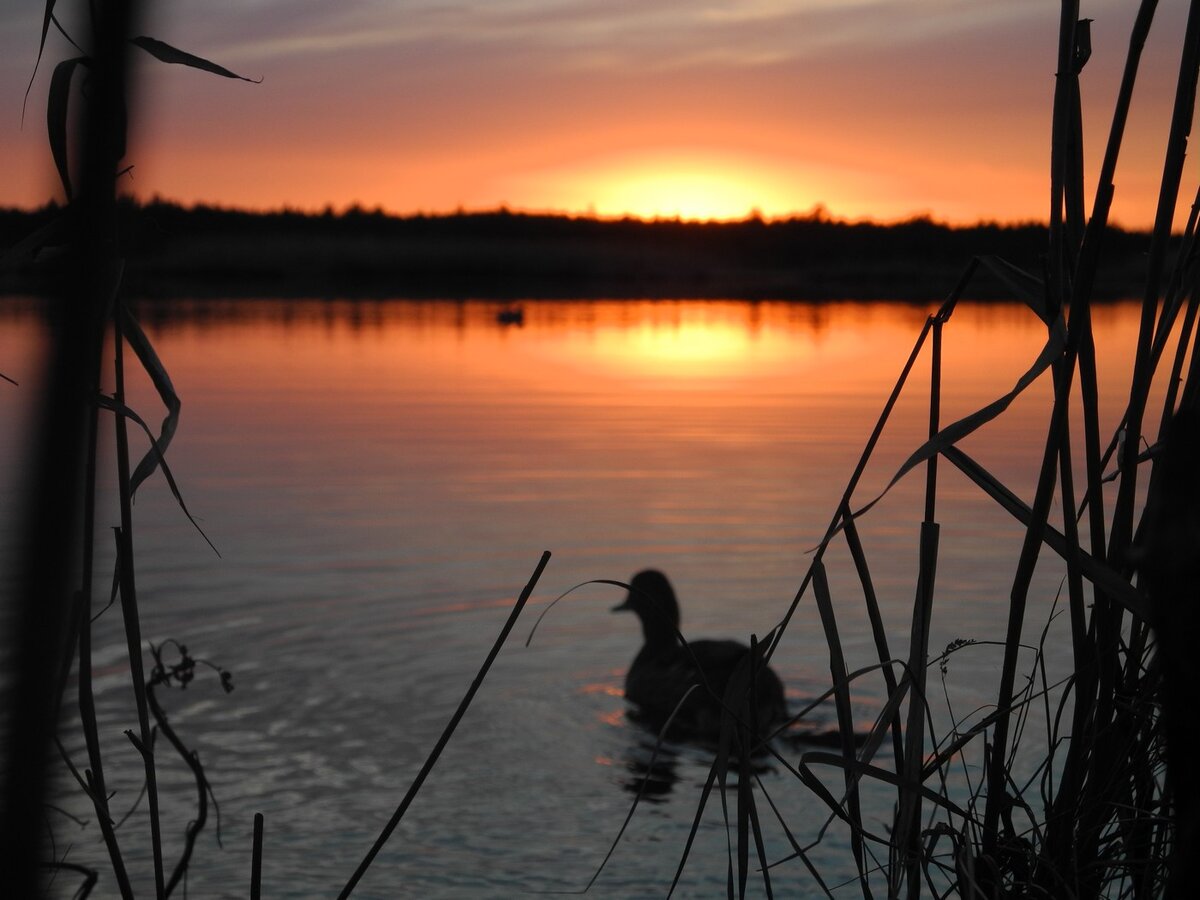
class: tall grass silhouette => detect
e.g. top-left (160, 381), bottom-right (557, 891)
top-left (3, 2), bottom-right (253, 895)
top-left (532, 3), bottom-right (1196, 896)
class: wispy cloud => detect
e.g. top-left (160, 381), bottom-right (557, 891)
top-left (196, 0), bottom-right (1055, 72)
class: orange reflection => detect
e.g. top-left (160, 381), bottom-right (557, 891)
top-left (112, 297), bottom-right (1146, 571)
top-left (579, 682), bottom-right (625, 698)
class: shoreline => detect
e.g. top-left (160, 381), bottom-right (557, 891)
top-left (1, 202), bottom-right (1158, 302)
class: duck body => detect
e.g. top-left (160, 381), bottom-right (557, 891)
top-left (615, 570), bottom-right (787, 741)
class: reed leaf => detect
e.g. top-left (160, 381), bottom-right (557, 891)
top-left (562, 684), bottom-right (705, 896)
top-left (47, 57), bottom-right (88, 200)
top-left (842, 512), bottom-right (905, 772)
top-left (976, 256), bottom-right (1048, 323)
top-left (130, 36), bottom-right (260, 82)
top-left (23, 1), bottom-right (59, 121)
top-left (941, 446), bottom-right (1147, 619)
top-left (846, 316), bottom-right (1066, 530)
top-left (768, 313), bottom-right (935, 662)
top-left (119, 306), bottom-right (181, 495)
top-left (668, 762), bottom-right (721, 899)
top-left (0, 215), bottom-right (68, 269)
top-left (811, 562), bottom-right (870, 895)
top-left (337, 552), bottom-right (550, 899)
top-left (251, 813), bottom-right (264, 900)
top-left (95, 395), bottom-right (218, 555)
top-left (803, 752), bottom-right (972, 822)
top-left (894, 522), bottom-right (939, 898)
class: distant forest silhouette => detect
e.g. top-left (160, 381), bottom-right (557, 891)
top-left (1, 198), bottom-right (1157, 300)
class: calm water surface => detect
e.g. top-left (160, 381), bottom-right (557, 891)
top-left (0, 297), bottom-right (1151, 897)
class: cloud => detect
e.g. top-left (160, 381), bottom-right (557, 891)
top-left (177, 0), bottom-right (1057, 72)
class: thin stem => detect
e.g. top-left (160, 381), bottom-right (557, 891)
top-left (113, 309), bottom-right (167, 899)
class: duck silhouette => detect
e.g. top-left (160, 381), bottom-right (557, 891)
top-left (613, 570), bottom-right (788, 743)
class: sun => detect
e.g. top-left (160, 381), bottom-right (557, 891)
top-left (504, 148), bottom-right (814, 222)
top-left (592, 164), bottom-right (772, 221)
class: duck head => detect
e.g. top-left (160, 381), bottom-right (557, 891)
top-left (613, 569), bottom-right (680, 647)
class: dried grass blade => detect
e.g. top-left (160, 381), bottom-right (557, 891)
top-left (130, 36), bottom-right (261, 82)
top-left (977, 256), bottom-right (1049, 323)
top-left (524, 578), bottom-right (632, 646)
top-left (941, 446), bottom-right (1147, 620)
top-left (770, 312), bottom-right (935, 656)
top-left (846, 318), bottom-right (1066, 530)
top-left (668, 762), bottom-right (721, 898)
top-left (755, 773), bottom-right (835, 897)
top-left (47, 57), bottom-right (88, 200)
top-left (336, 551), bottom-right (550, 899)
top-left (569, 684), bottom-right (704, 896)
top-left (744, 776), bottom-right (773, 900)
top-left (843, 513), bottom-right (904, 771)
top-left (95, 395), bottom-right (219, 556)
top-left (893, 522), bottom-right (939, 897)
top-left (792, 757), bottom-right (895, 847)
top-left (250, 813), bottom-right (263, 900)
top-left (802, 752), bottom-right (973, 822)
top-left (120, 307), bottom-right (181, 494)
top-left (811, 562), bottom-right (870, 895)
top-left (0, 215), bottom-right (68, 270)
top-left (1112, 0), bottom-right (1200, 560)
top-left (22, 0), bottom-right (58, 121)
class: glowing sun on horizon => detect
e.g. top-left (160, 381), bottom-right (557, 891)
top-left (592, 166), bottom-right (777, 221)
top-left (511, 150), bottom-right (814, 222)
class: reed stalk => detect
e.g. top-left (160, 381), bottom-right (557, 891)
top-left (337, 551), bottom-right (551, 898)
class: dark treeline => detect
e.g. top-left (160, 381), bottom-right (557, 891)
top-left (0, 198), bottom-right (1158, 300)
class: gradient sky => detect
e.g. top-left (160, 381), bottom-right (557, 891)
top-left (0, 1), bottom-right (1193, 226)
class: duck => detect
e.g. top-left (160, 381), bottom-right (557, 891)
top-left (613, 570), bottom-right (788, 743)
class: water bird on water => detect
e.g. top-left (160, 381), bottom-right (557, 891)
top-left (496, 305), bottom-right (524, 325)
top-left (613, 570), bottom-right (787, 743)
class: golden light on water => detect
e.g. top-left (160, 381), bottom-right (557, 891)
top-left (529, 302), bottom-right (808, 383)
top-left (618, 321), bottom-right (752, 367)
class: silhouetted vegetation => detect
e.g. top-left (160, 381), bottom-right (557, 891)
top-left (1, 198), bottom-right (1159, 300)
top-left (7, 0), bottom-right (1198, 896)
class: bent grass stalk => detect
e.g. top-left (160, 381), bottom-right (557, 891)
top-left (606, 4), bottom-right (1186, 894)
top-left (337, 551), bottom-right (551, 899)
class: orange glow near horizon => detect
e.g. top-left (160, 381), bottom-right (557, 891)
top-left (557, 153), bottom-right (812, 222)
top-left (593, 167), bottom-right (773, 222)
top-left (486, 149), bottom-right (836, 223)
top-left (2, 2), bottom-right (1192, 230)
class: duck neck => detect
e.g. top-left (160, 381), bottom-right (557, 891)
top-left (639, 605), bottom-right (679, 652)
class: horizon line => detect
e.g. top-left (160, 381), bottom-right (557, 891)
top-left (3, 193), bottom-right (1111, 233)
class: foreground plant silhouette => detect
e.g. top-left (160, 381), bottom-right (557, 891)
top-left (523, 4), bottom-right (1194, 897)
top-left (1, 2), bottom-right (255, 896)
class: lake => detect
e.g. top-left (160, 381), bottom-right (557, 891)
top-left (0, 296), bottom-right (1151, 897)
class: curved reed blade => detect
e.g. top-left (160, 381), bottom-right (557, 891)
top-left (120, 306), bottom-right (181, 495)
top-left (337, 552), bottom-right (550, 899)
top-left (95, 395), bottom-right (219, 556)
top-left (845, 315), bottom-right (1066, 530)
top-left (811, 562), bottom-right (869, 891)
top-left (47, 57), bottom-right (89, 201)
top-left (130, 36), bottom-right (261, 82)
top-left (23, 1), bottom-right (59, 122)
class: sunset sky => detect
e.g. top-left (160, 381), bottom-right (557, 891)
top-left (0, 1), bottom-right (1192, 227)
